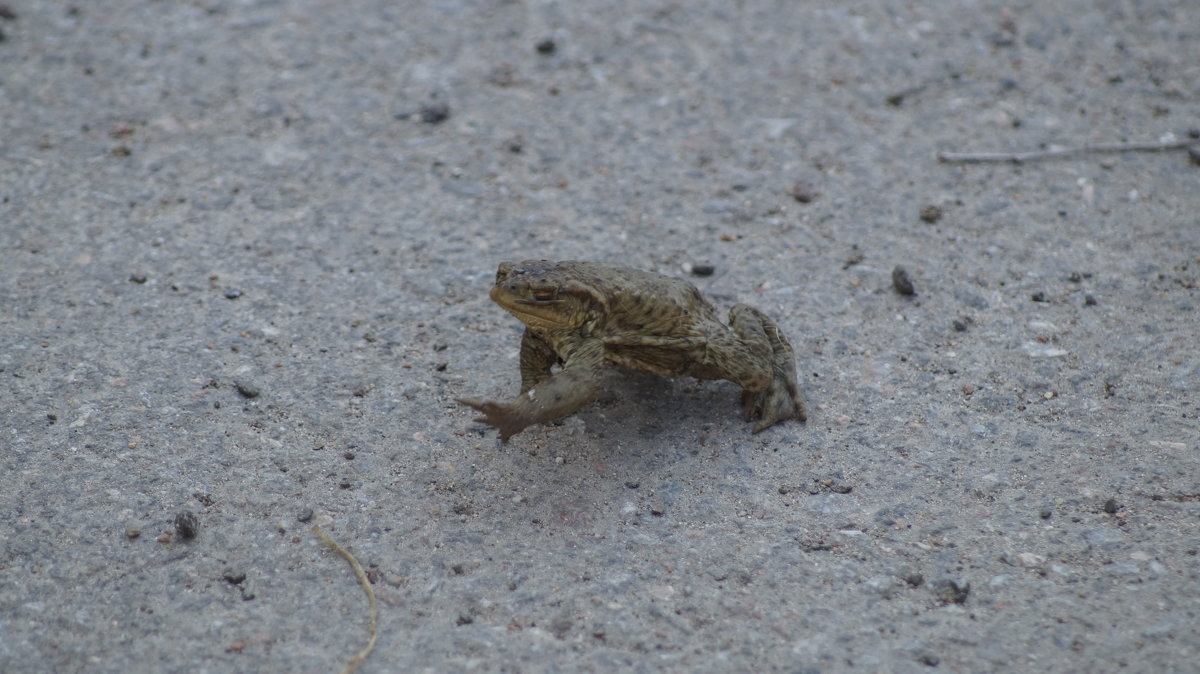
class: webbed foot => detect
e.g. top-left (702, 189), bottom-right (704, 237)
top-left (455, 397), bottom-right (533, 442)
top-left (740, 376), bottom-right (806, 433)
top-left (728, 304), bottom-right (807, 432)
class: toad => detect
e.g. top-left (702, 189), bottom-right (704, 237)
top-left (457, 260), bottom-right (807, 441)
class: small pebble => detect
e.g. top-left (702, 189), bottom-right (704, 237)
top-left (1030, 291), bottom-right (1047, 302)
top-left (223, 569), bottom-right (247, 585)
top-left (174, 511), bottom-right (199, 540)
top-left (689, 263), bottom-right (715, 277)
top-left (919, 205), bottom-right (943, 223)
top-left (419, 102), bottom-right (450, 124)
top-left (789, 182), bottom-right (818, 203)
top-left (224, 288), bottom-right (243, 300)
top-left (125, 524), bottom-right (141, 539)
top-left (297, 508), bottom-right (314, 523)
top-left (1188, 144), bottom-right (1200, 166)
top-left (1014, 552), bottom-right (1045, 568)
top-left (1103, 498), bottom-right (1119, 514)
top-left (1084, 294), bottom-right (1097, 306)
top-left (234, 380), bottom-right (260, 399)
top-left (952, 318), bottom-right (969, 332)
top-left (129, 273), bottom-right (148, 284)
top-left (931, 577), bottom-right (969, 604)
top-left (0, 3), bottom-right (17, 21)
top-left (892, 265), bottom-right (916, 296)
top-left (535, 38), bottom-right (556, 55)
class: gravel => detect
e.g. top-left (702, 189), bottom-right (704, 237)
top-left (2, 1), bottom-right (1198, 672)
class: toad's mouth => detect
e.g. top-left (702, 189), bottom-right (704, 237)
top-left (491, 286), bottom-right (571, 330)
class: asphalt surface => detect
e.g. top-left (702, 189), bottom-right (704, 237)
top-left (2, 1), bottom-right (1198, 672)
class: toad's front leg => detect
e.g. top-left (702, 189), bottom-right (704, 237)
top-left (725, 304), bottom-right (807, 432)
top-left (457, 342), bottom-right (604, 441)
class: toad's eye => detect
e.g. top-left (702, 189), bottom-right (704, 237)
top-left (532, 290), bottom-right (557, 301)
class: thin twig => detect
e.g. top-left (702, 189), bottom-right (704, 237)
top-left (314, 525), bottom-right (379, 674)
top-left (937, 138), bottom-right (1198, 163)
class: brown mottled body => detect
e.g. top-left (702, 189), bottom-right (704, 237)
top-left (457, 260), bottom-right (807, 441)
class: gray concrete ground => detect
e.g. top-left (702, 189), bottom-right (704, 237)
top-left (2, 1), bottom-right (1198, 672)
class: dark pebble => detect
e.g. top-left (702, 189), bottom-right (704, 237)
top-left (903, 571), bottom-right (925, 587)
top-left (0, 4), bottom-right (17, 21)
top-left (789, 182), bottom-right (818, 203)
top-left (919, 205), bottom-right (943, 223)
top-left (420, 102), bottom-right (450, 124)
top-left (456, 615), bottom-right (474, 626)
top-left (297, 508), bottom-right (314, 523)
top-left (1031, 291), bottom-right (1047, 302)
top-left (625, 481), bottom-right (640, 489)
top-left (224, 288), bottom-right (243, 299)
top-left (1103, 498), bottom-right (1119, 514)
top-left (1040, 507), bottom-right (1053, 520)
top-left (489, 64), bottom-right (517, 87)
top-left (174, 511), bottom-right (199, 540)
top-left (690, 264), bottom-right (715, 277)
top-left (535, 38), bottom-right (556, 55)
top-left (234, 380), bottom-right (260, 399)
top-left (1187, 144), bottom-right (1200, 166)
top-left (223, 569), bottom-right (246, 585)
top-left (931, 577), bottom-right (969, 604)
top-left (129, 272), bottom-right (148, 284)
top-left (952, 318), bottom-right (969, 332)
top-left (915, 649), bottom-right (940, 667)
top-left (1084, 294), bottom-right (1097, 306)
top-left (892, 265), bottom-right (916, 296)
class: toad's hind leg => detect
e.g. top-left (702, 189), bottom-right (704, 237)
top-left (727, 304), bottom-right (807, 431)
